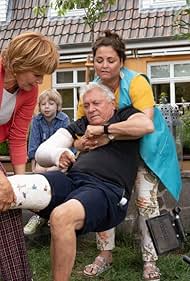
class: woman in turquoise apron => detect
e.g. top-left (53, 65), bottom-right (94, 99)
top-left (76, 30), bottom-right (181, 281)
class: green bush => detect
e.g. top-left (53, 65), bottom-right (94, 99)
top-left (0, 141), bottom-right (9, 156)
top-left (181, 110), bottom-right (190, 154)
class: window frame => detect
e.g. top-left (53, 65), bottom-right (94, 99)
top-left (0, 0), bottom-right (11, 25)
top-left (139, 0), bottom-right (187, 11)
top-left (52, 68), bottom-right (86, 120)
top-left (48, 0), bottom-right (85, 20)
top-left (147, 60), bottom-right (190, 106)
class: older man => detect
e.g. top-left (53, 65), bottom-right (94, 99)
top-left (0, 83), bottom-right (153, 281)
top-left (36, 82), bottom-right (154, 281)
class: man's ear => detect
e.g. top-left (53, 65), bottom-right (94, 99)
top-left (112, 100), bottom-right (116, 109)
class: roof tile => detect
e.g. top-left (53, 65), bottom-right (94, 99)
top-left (0, 0), bottom-right (189, 50)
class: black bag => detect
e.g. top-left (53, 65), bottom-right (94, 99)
top-left (146, 207), bottom-right (186, 255)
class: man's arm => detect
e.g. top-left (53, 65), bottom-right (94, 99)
top-left (35, 128), bottom-right (75, 168)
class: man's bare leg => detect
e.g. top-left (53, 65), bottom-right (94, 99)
top-left (50, 199), bottom-right (85, 281)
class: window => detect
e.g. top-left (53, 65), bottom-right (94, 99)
top-left (148, 61), bottom-right (190, 106)
top-left (48, 0), bottom-right (85, 20)
top-left (52, 69), bottom-right (86, 121)
top-left (139, 0), bottom-right (187, 12)
top-left (0, 0), bottom-right (11, 25)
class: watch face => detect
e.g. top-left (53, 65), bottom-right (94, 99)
top-left (108, 134), bottom-right (114, 140)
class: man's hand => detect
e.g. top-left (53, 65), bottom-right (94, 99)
top-left (74, 136), bottom-right (97, 151)
top-left (0, 170), bottom-right (16, 212)
top-left (74, 134), bottom-right (110, 151)
top-left (85, 125), bottom-right (104, 138)
top-left (59, 151), bottom-right (76, 170)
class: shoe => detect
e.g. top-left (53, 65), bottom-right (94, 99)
top-left (143, 261), bottom-right (161, 281)
top-left (24, 215), bottom-right (46, 235)
top-left (83, 255), bottom-right (112, 277)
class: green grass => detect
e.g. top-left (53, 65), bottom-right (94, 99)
top-left (28, 232), bottom-right (190, 281)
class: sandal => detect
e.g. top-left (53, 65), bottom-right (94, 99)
top-left (143, 262), bottom-right (161, 281)
top-left (83, 255), bottom-right (112, 277)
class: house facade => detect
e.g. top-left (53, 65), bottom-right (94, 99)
top-left (0, 0), bottom-right (190, 120)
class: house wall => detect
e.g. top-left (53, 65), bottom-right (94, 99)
top-left (39, 54), bottom-right (190, 91)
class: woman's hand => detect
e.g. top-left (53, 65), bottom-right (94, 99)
top-left (0, 171), bottom-right (16, 212)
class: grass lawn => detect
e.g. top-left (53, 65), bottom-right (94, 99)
top-left (28, 230), bottom-right (190, 281)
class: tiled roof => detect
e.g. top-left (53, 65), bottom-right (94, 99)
top-left (0, 0), bottom-right (189, 51)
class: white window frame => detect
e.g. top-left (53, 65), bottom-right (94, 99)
top-left (52, 68), bottom-right (86, 120)
top-left (0, 0), bottom-right (10, 24)
top-left (139, 0), bottom-right (187, 11)
top-left (147, 60), bottom-right (190, 106)
top-left (48, 0), bottom-right (85, 20)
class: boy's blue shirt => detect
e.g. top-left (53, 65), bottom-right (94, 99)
top-left (28, 111), bottom-right (70, 160)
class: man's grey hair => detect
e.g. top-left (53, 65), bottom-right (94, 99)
top-left (79, 82), bottom-right (115, 102)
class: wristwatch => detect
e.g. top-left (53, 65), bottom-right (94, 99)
top-left (103, 124), bottom-right (110, 134)
top-left (103, 124), bottom-right (115, 141)
top-left (107, 134), bottom-right (115, 141)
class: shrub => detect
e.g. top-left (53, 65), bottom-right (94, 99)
top-left (181, 110), bottom-right (190, 154)
top-left (0, 141), bottom-right (9, 156)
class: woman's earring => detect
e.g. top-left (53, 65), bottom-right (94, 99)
top-left (120, 69), bottom-right (124, 79)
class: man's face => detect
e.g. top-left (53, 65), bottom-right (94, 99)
top-left (83, 88), bottom-right (115, 125)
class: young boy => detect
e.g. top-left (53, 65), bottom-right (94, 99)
top-left (24, 89), bottom-right (70, 235)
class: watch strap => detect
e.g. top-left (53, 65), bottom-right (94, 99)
top-left (103, 124), bottom-right (109, 134)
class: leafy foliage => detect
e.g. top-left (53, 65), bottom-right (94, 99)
top-left (174, 6), bottom-right (190, 40)
top-left (0, 141), bottom-right (9, 156)
top-left (33, 0), bottom-right (116, 32)
top-left (181, 110), bottom-right (190, 153)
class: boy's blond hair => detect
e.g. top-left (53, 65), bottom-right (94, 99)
top-left (38, 89), bottom-right (63, 112)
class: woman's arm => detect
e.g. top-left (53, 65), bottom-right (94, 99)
top-left (85, 112), bottom-right (154, 140)
top-left (12, 164), bottom-right (26, 175)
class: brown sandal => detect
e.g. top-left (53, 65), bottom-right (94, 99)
top-left (143, 262), bottom-right (161, 281)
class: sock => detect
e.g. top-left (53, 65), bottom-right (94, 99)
top-left (9, 174), bottom-right (51, 211)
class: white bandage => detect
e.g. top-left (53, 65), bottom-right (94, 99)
top-left (35, 128), bottom-right (75, 168)
top-left (9, 174), bottom-right (51, 211)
